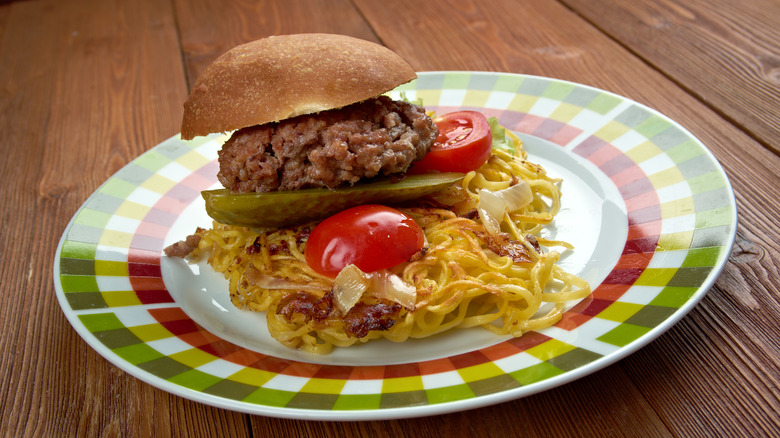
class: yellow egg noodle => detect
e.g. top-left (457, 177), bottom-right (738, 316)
top-left (186, 134), bottom-right (591, 354)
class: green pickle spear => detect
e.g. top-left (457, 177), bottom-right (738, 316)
top-left (202, 172), bottom-right (465, 228)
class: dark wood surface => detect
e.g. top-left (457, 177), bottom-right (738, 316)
top-left (1, 0), bottom-right (778, 436)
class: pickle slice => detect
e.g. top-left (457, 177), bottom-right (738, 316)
top-left (202, 173), bottom-right (464, 228)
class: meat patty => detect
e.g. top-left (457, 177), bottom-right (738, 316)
top-left (163, 233), bottom-right (201, 258)
top-left (217, 96), bottom-right (438, 192)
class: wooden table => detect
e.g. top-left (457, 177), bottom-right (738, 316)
top-left (2, 0), bottom-right (778, 436)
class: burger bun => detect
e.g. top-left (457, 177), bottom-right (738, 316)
top-left (180, 33), bottom-right (417, 140)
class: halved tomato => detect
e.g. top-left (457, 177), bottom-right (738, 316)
top-left (411, 111), bottom-right (493, 173)
top-left (305, 204), bottom-right (425, 277)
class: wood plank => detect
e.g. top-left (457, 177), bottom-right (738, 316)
top-left (1, 0), bottom-right (773, 435)
top-left (560, 0), bottom-right (780, 154)
top-left (0, 0), bottom-right (247, 436)
top-left (173, 0), bottom-right (380, 89)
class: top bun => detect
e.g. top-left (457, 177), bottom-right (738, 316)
top-left (180, 33), bottom-right (417, 140)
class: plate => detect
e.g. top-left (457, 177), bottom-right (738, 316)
top-left (53, 72), bottom-right (737, 420)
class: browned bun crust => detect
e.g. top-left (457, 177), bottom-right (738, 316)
top-left (180, 33), bottom-right (417, 140)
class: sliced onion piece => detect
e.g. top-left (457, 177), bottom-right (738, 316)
top-left (332, 264), bottom-right (370, 315)
top-left (478, 189), bottom-right (506, 235)
top-left (374, 271), bottom-right (417, 311)
top-left (245, 265), bottom-right (329, 292)
top-left (497, 180), bottom-right (532, 212)
top-left (477, 181), bottom-right (532, 235)
top-left (331, 265), bottom-right (418, 314)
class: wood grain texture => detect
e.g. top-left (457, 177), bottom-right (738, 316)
top-left (2, 0), bottom-right (779, 436)
top-left (560, 0), bottom-right (780, 154)
top-left (173, 0), bottom-right (380, 90)
top-left (0, 0), bottom-right (244, 436)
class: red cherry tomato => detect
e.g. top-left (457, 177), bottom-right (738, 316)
top-left (411, 111), bottom-right (493, 173)
top-left (305, 204), bottom-right (425, 277)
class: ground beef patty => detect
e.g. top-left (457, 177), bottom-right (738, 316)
top-left (217, 96), bottom-right (438, 192)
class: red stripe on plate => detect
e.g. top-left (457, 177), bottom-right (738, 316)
top-left (418, 357), bottom-right (458, 375)
top-left (449, 350), bottom-right (492, 369)
top-left (135, 289), bottom-right (174, 304)
top-left (628, 204), bottom-right (663, 226)
top-left (627, 220), bottom-right (663, 241)
top-left (556, 312), bottom-right (593, 330)
top-left (548, 123), bottom-right (582, 146)
top-left (128, 262), bottom-right (162, 277)
top-left (601, 268), bottom-right (645, 285)
top-left (590, 284), bottom-right (632, 301)
top-left (571, 136), bottom-right (607, 158)
top-left (130, 276), bottom-right (166, 291)
top-left (348, 365), bottom-right (386, 380)
top-left (505, 331), bottom-right (552, 351)
top-left (576, 297), bottom-right (616, 316)
top-left (619, 177), bottom-right (656, 198)
top-left (314, 364), bottom-right (356, 380)
top-left (127, 247), bottom-right (160, 265)
top-left (281, 361), bottom-right (322, 378)
top-left (158, 317), bottom-right (200, 336)
top-left (148, 307), bottom-right (189, 322)
top-left (601, 154), bottom-right (639, 177)
top-left (480, 340), bottom-right (524, 362)
top-left (249, 355), bottom-right (299, 374)
top-left (384, 362), bottom-right (421, 379)
top-left (220, 349), bottom-right (268, 367)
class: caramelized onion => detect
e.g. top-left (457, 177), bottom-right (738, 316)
top-left (477, 181), bottom-right (532, 235)
top-left (331, 264), bottom-right (417, 314)
top-left (245, 265), bottom-right (329, 292)
top-left (332, 265), bottom-right (370, 315)
top-left (478, 190), bottom-right (505, 235)
top-left (373, 271), bottom-right (417, 311)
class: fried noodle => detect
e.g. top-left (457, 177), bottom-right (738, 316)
top-left (186, 135), bottom-right (591, 354)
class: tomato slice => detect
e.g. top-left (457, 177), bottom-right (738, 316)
top-left (411, 111), bottom-right (493, 173)
top-left (305, 204), bottom-right (425, 277)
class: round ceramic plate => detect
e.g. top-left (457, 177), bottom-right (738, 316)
top-left (53, 72), bottom-right (737, 420)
